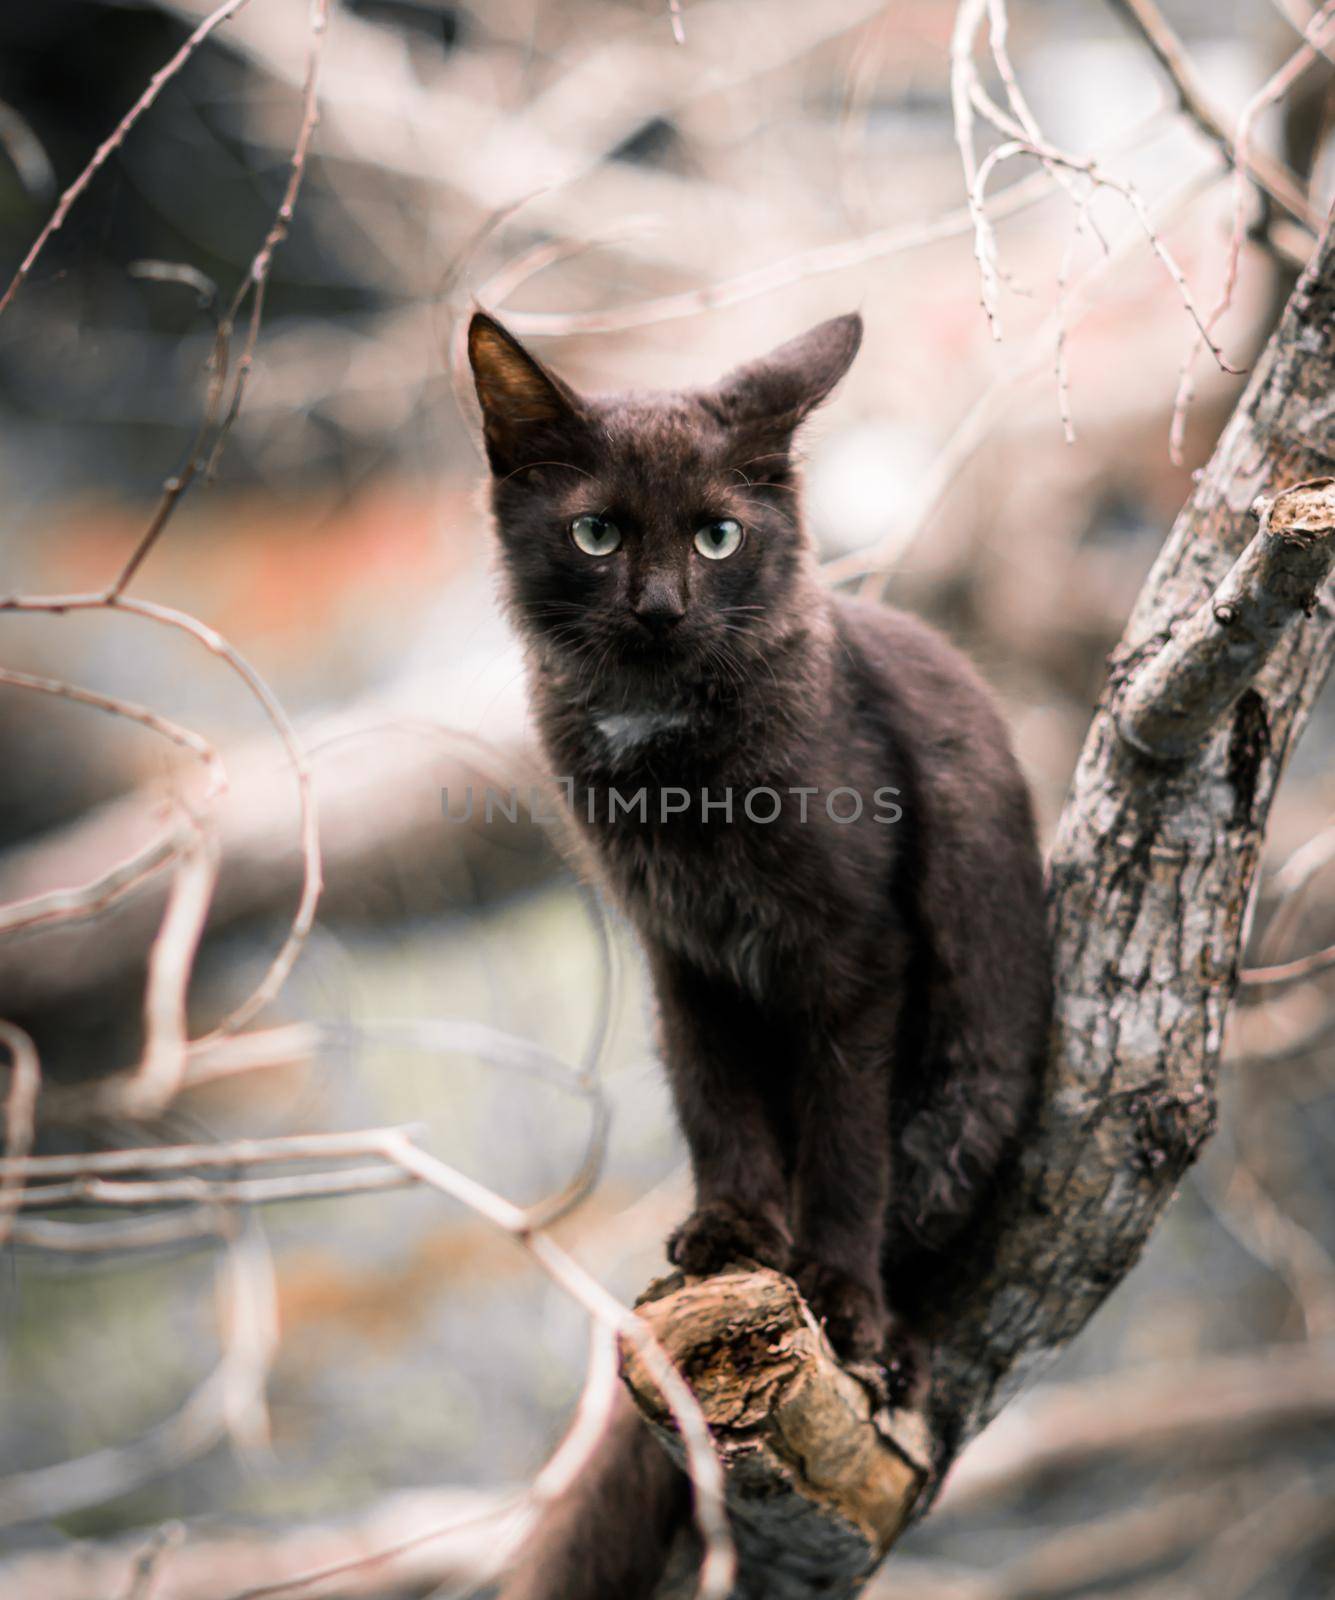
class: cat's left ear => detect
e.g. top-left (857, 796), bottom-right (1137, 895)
top-left (706, 313), bottom-right (862, 443)
top-left (468, 310), bottom-right (589, 476)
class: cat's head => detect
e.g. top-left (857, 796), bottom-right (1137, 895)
top-left (467, 310), bottom-right (861, 699)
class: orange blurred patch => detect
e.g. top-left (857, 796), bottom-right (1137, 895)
top-left (275, 1185), bottom-right (637, 1349)
top-left (38, 478), bottom-right (482, 661)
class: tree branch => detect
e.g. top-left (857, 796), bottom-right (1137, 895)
top-left (1118, 477), bottom-right (1335, 759)
top-left (1109, 0), bottom-right (1321, 234)
top-left (622, 1268), bottom-right (928, 1599)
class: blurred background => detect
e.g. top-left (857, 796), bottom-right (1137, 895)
top-left (2, 0), bottom-right (1335, 1595)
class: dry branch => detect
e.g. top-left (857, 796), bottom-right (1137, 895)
top-left (1110, 0), bottom-right (1321, 232)
top-left (0, 695), bottom-right (539, 1020)
top-left (607, 206), bottom-right (1335, 1598)
top-left (1118, 477), bottom-right (1335, 758)
top-left (623, 1268), bottom-right (927, 1600)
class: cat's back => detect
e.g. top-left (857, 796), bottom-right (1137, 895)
top-left (833, 591), bottom-right (1050, 1051)
top-left (831, 593), bottom-right (1034, 824)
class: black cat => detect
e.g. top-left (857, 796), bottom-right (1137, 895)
top-left (468, 310), bottom-right (1051, 1599)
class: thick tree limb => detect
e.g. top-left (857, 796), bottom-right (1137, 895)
top-left (1118, 477), bottom-right (1335, 758)
top-left (617, 210), bottom-right (1335, 1596)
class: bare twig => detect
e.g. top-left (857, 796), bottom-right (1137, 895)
top-left (1252, 818), bottom-right (1335, 967)
top-left (0, 1117), bottom-right (733, 1593)
top-left (0, 0), bottom-right (255, 320)
top-left (940, 1344), bottom-right (1335, 1517)
top-left (823, 167), bottom-right (1224, 588)
top-left (0, 667), bottom-right (227, 941)
top-left (119, 1522), bottom-right (186, 1600)
top-left (0, 592), bottom-right (323, 1045)
top-left (1110, 0), bottom-right (1321, 232)
top-left (1271, 0), bottom-right (1335, 66)
top-left (1170, 2), bottom-right (1335, 461)
top-left (198, 0), bottom-right (330, 489)
top-left (0, 1021), bottom-right (40, 1247)
top-left (972, 137), bottom-right (1239, 375)
top-left (109, 0), bottom-right (331, 597)
top-left (1196, 1157), bottom-right (1335, 1339)
top-left (500, 164), bottom-right (1072, 339)
top-left (950, 0), bottom-right (1005, 336)
top-left (0, 667), bottom-right (225, 794)
top-left (0, 832), bottom-right (181, 938)
top-left (1240, 940), bottom-right (1335, 991)
top-left (121, 818), bottom-right (222, 1117)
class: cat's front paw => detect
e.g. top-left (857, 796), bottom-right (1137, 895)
top-left (666, 1201), bottom-right (792, 1276)
top-left (880, 1315), bottom-right (930, 1411)
top-left (794, 1260), bottom-right (887, 1363)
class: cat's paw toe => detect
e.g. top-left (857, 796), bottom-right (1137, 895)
top-left (880, 1318), bottom-right (930, 1411)
top-left (794, 1261), bottom-right (886, 1362)
top-left (666, 1202), bottom-right (791, 1276)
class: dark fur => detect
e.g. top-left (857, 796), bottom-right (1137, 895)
top-left (469, 310), bottom-right (1051, 1599)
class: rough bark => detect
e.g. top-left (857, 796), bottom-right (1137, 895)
top-left (623, 1269), bottom-right (929, 1598)
top-left (620, 211), bottom-right (1335, 1596)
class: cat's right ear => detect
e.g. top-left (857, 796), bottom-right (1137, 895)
top-left (706, 313), bottom-right (862, 445)
top-left (467, 311), bottom-right (588, 477)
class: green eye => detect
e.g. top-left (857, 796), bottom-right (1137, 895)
top-left (694, 518), bottom-right (743, 560)
top-left (570, 514), bottom-right (622, 556)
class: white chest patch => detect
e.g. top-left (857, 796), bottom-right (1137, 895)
top-left (593, 709), bottom-right (690, 759)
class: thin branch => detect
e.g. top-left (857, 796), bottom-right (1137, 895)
top-left (0, 592), bottom-right (324, 1045)
top-left (121, 818), bottom-right (222, 1117)
top-left (500, 163), bottom-right (1069, 339)
top-left (1240, 940), bottom-right (1335, 991)
top-left (822, 167), bottom-right (1224, 589)
top-left (0, 832), bottom-right (180, 938)
top-left (2, 1126), bottom-right (417, 1182)
top-left (940, 1344), bottom-right (1335, 1517)
top-left (0, 670), bottom-right (226, 945)
top-left (1271, 0), bottom-right (1335, 67)
top-left (0, 667), bottom-right (225, 795)
top-left (220, 1499), bottom-right (525, 1600)
top-left (1196, 1157), bottom-right (1335, 1339)
top-left (0, 0), bottom-right (255, 320)
top-left (972, 136), bottom-right (1240, 374)
top-left (1110, 0), bottom-right (1322, 232)
top-left (1170, 1), bottom-right (1335, 460)
top-left (950, 0), bottom-right (1004, 336)
top-left (119, 1522), bottom-right (186, 1600)
top-left (109, 0), bottom-right (331, 597)
top-left (11, 1164), bottom-right (410, 1215)
top-left (0, 1021), bottom-right (40, 1247)
top-left (198, 0), bottom-right (330, 488)
top-left (1253, 818), bottom-right (1335, 966)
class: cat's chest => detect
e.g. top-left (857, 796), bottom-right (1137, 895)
top-left (541, 699), bottom-right (850, 994)
top-left (605, 814), bottom-right (797, 996)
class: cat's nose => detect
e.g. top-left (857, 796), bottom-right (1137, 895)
top-left (633, 573), bottom-right (686, 635)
